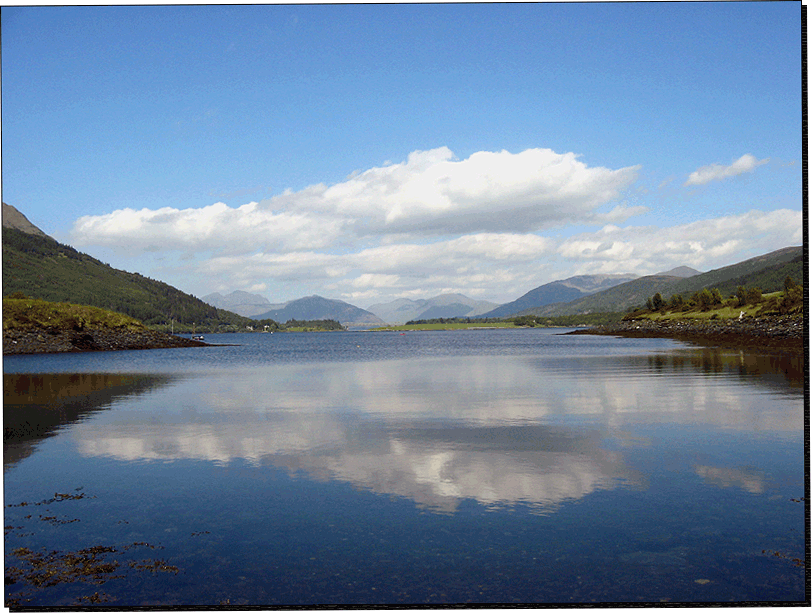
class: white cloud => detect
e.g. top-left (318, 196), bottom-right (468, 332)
top-left (324, 147), bottom-right (640, 234)
top-left (684, 154), bottom-right (769, 186)
top-left (186, 208), bottom-right (799, 305)
top-left (559, 209), bottom-right (801, 275)
top-left (65, 146), bottom-right (799, 306)
top-left (71, 201), bottom-right (344, 254)
top-left (70, 147), bottom-right (640, 254)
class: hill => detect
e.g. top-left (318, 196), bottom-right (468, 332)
top-left (202, 290), bottom-right (274, 318)
top-left (664, 246), bottom-right (803, 300)
top-left (251, 295), bottom-right (386, 328)
top-left (2, 204), bottom-right (273, 333)
top-left (367, 293), bottom-right (499, 325)
top-left (480, 273), bottom-right (637, 319)
top-left (523, 246), bottom-right (803, 317)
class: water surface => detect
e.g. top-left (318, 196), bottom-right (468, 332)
top-left (4, 330), bottom-right (806, 605)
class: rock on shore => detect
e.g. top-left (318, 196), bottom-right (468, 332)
top-left (568, 315), bottom-right (805, 353)
top-left (3, 327), bottom-right (209, 355)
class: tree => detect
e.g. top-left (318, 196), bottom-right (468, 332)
top-left (746, 287), bottom-right (762, 305)
top-left (694, 288), bottom-right (714, 311)
top-left (652, 292), bottom-right (664, 311)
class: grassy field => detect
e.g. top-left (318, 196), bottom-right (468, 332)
top-left (3, 297), bottom-right (146, 332)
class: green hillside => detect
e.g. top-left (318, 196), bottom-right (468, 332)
top-left (2, 226), bottom-right (278, 333)
top-left (523, 246), bottom-right (803, 317)
top-left (666, 248), bottom-right (804, 302)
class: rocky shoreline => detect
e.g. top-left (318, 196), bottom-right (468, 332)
top-left (3, 327), bottom-right (209, 355)
top-left (567, 315), bottom-right (806, 354)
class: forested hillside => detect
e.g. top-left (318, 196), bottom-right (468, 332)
top-left (664, 247), bottom-right (804, 301)
top-left (522, 246), bottom-right (803, 317)
top-left (2, 226), bottom-right (275, 332)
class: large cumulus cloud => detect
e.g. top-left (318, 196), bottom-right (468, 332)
top-left (71, 147), bottom-right (640, 253)
top-left (67, 146), bottom-right (799, 305)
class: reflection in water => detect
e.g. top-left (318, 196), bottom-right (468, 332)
top-left (74, 411), bottom-right (639, 514)
top-left (647, 348), bottom-right (804, 394)
top-left (58, 346), bottom-right (802, 514)
top-left (693, 464), bottom-right (766, 494)
top-left (264, 422), bottom-right (638, 514)
top-left (3, 373), bottom-right (177, 470)
top-left (3, 337), bottom-right (805, 605)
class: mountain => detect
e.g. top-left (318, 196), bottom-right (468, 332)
top-left (2, 203), bottom-right (49, 238)
top-left (479, 274), bottom-right (638, 319)
top-left (251, 295), bottom-right (385, 328)
top-left (367, 293), bottom-right (499, 325)
top-left (522, 246), bottom-right (803, 317)
top-left (2, 204), bottom-right (267, 332)
top-left (655, 266), bottom-right (701, 278)
top-left (202, 290), bottom-right (275, 318)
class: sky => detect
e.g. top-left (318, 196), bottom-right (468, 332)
top-left (1, 2), bottom-right (804, 308)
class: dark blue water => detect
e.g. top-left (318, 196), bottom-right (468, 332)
top-left (4, 329), bottom-right (807, 606)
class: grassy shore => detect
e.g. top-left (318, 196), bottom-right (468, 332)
top-left (3, 298), bottom-right (208, 354)
top-left (3, 297), bottom-right (146, 332)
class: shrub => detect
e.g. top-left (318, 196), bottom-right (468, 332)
top-left (746, 287), bottom-right (762, 305)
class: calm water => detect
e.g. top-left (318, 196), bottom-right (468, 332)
top-left (3, 329), bottom-right (807, 606)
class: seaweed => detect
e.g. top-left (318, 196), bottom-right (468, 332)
top-left (4, 489), bottom-right (186, 607)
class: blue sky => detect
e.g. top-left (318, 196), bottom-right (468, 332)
top-left (2, 2), bottom-right (804, 307)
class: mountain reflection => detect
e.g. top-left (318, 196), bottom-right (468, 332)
top-left (65, 348), bottom-right (802, 513)
top-left (3, 373), bottom-right (177, 470)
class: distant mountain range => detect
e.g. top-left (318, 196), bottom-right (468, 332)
top-left (479, 274), bottom-right (639, 319)
top-left (4, 202), bottom-right (802, 330)
top-left (250, 295), bottom-right (386, 329)
top-left (202, 290), bottom-right (275, 318)
top-left (367, 293), bottom-right (499, 325)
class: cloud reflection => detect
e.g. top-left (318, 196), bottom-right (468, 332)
top-left (68, 350), bottom-right (801, 512)
top-left (693, 464), bottom-right (766, 494)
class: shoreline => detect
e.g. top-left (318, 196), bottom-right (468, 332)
top-left (3, 327), bottom-right (210, 355)
top-left (566, 316), bottom-right (805, 355)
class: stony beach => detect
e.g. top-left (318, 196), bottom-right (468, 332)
top-left (3, 327), bottom-right (209, 355)
top-left (567, 315), bottom-right (805, 354)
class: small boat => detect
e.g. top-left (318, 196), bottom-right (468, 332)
top-left (192, 335), bottom-right (205, 341)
